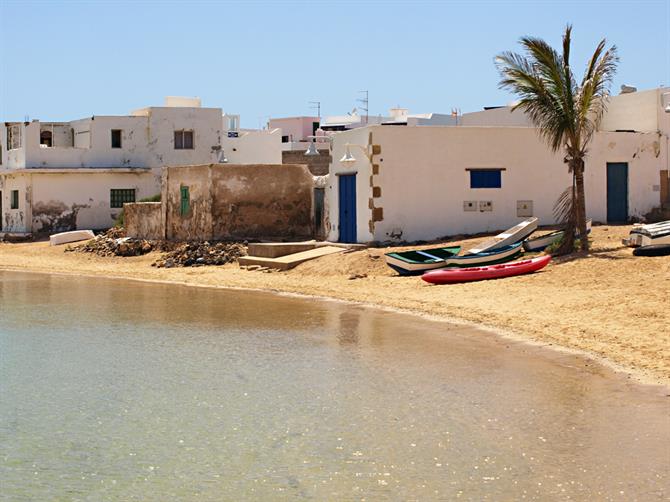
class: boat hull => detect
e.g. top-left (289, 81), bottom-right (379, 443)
top-left (422, 255), bottom-right (551, 284)
top-left (384, 246), bottom-right (461, 276)
top-left (626, 221), bottom-right (670, 247)
top-left (466, 217), bottom-right (539, 255)
top-left (633, 244), bottom-right (670, 257)
top-left (49, 230), bottom-right (95, 246)
top-left (523, 219), bottom-right (592, 252)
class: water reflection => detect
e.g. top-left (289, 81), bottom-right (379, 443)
top-left (0, 271), bottom-right (668, 501)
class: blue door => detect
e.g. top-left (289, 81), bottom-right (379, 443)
top-left (338, 174), bottom-right (357, 243)
top-left (606, 163), bottom-right (628, 223)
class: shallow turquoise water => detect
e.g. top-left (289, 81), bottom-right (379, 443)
top-left (1, 271), bottom-right (668, 501)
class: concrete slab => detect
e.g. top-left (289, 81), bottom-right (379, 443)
top-left (247, 241), bottom-right (317, 258)
top-left (239, 246), bottom-right (345, 270)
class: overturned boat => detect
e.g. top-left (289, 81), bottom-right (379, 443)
top-left (624, 221), bottom-right (670, 247)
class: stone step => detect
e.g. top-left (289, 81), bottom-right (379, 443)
top-left (247, 241), bottom-right (317, 258)
top-left (239, 246), bottom-right (345, 270)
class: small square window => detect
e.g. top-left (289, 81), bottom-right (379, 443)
top-left (470, 169), bottom-right (502, 189)
top-left (10, 190), bottom-right (19, 209)
top-left (111, 130), bottom-right (122, 149)
top-left (174, 130), bottom-right (194, 150)
top-left (110, 188), bottom-right (136, 208)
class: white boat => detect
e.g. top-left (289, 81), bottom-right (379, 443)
top-left (49, 230), bottom-right (95, 246)
top-left (624, 220), bottom-right (670, 247)
top-left (466, 217), bottom-right (539, 255)
top-left (523, 219), bottom-right (592, 252)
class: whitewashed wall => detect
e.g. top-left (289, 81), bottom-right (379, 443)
top-left (220, 128), bottom-right (282, 164)
top-left (327, 125), bottom-right (667, 243)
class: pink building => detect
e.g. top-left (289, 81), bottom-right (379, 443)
top-left (268, 116), bottom-right (320, 144)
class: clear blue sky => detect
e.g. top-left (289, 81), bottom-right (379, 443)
top-left (1, 0), bottom-right (669, 127)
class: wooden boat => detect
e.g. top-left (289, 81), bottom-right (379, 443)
top-left (384, 246), bottom-right (461, 275)
top-left (523, 219), bottom-right (592, 252)
top-left (466, 217), bottom-right (539, 255)
top-left (633, 244), bottom-right (670, 257)
top-left (625, 220), bottom-right (670, 247)
top-left (49, 230), bottom-right (95, 246)
top-left (441, 242), bottom-right (523, 268)
top-left (422, 255), bottom-right (551, 284)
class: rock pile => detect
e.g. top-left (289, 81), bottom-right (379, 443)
top-left (66, 228), bottom-right (155, 257)
top-left (152, 241), bottom-right (247, 268)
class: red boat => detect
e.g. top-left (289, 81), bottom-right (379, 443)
top-left (422, 255), bottom-right (551, 284)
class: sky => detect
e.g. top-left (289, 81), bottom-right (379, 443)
top-left (1, 0), bottom-right (669, 127)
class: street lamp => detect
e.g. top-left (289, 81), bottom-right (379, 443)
top-left (339, 143), bottom-right (372, 164)
top-left (304, 135), bottom-right (332, 156)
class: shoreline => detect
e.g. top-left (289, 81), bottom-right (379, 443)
top-left (1, 224), bottom-right (668, 388)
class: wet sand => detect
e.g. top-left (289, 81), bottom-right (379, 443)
top-left (0, 224), bottom-right (668, 386)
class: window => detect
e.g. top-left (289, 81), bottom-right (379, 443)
top-left (111, 129), bottom-right (122, 149)
top-left (281, 135), bottom-right (289, 143)
top-left (174, 130), bottom-right (194, 149)
top-left (10, 190), bottom-right (19, 209)
top-left (469, 169), bottom-right (503, 189)
top-left (110, 188), bottom-right (136, 208)
top-left (180, 186), bottom-right (190, 216)
top-left (40, 130), bottom-right (53, 147)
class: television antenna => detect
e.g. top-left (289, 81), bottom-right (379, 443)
top-left (357, 90), bottom-right (369, 124)
top-left (308, 101), bottom-right (321, 120)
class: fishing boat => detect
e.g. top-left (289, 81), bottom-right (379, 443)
top-left (523, 219), bottom-right (593, 252)
top-left (441, 242), bottom-right (523, 268)
top-left (466, 217), bottom-right (539, 255)
top-left (422, 255), bottom-right (551, 284)
top-left (624, 220), bottom-right (670, 247)
top-left (384, 246), bottom-right (461, 276)
top-left (49, 230), bottom-right (95, 246)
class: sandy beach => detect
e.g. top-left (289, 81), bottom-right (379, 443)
top-left (1, 224), bottom-right (668, 386)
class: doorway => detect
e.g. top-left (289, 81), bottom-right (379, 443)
top-left (606, 162), bottom-right (628, 223)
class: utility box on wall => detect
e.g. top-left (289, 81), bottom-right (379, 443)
top-left (479, 201), bottom-right (493, 212)
top-left (517, 200), bottom-right (533, 217)
top-left (463, 200), bottom-right (477, 212)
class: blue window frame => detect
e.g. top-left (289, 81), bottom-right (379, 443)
top-left (470, 169), bottom-right (502, 189)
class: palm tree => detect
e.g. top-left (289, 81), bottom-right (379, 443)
top-left (495, 25), bottom-right (618, 252)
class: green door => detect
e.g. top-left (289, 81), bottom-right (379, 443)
top-left (606, 163), bottom-right (628, 223)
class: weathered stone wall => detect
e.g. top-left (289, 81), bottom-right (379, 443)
top-left (163, 165), bottom-right (213, 241)
top-left (163, 163), bottom-right (313, 241)
top-left (125, 202), bottom-right (163, 240)
top-left (211, 164), bottom-right (313, 240)
top-left (282, 150), bottom-right (331, 176)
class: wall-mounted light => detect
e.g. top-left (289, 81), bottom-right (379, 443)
top-left (339, 143), bottom-right (372, 164)
top-left (305, 142), bottom-right (319, 156)
top-left (340, 144), bottom-right (356, 164)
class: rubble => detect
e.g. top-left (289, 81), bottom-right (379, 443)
top-left (66, 228), bottom-right (155, 257)
top-left (65, 228), bottom-right (247, 267)
top-left (152, 241), bottom-right (247, 268)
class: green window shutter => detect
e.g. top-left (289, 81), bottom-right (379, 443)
top-left (180, 186), bottom-right (190, 216)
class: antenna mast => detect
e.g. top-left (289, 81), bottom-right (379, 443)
top-left (357, 90), bottom-right (369, 124)
top-left (308, 101), bottom-right (321, 120)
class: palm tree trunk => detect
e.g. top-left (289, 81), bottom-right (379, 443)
top-left (573, 158), bottom-right (589, 251)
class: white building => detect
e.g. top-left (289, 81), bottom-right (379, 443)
top-left (0, 97), bottom-right (281, 234)
top-left (325, 88), bottom-right (670, 243)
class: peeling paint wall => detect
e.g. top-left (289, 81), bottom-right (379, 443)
top-left (0, 169), bottom-right (160, 233)
top-left (163, 165), bottom-right (213, 241)
top-left (125, 202), bottom-right (163, 240)
top-left (163, 163), bottom-right (313, 241)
